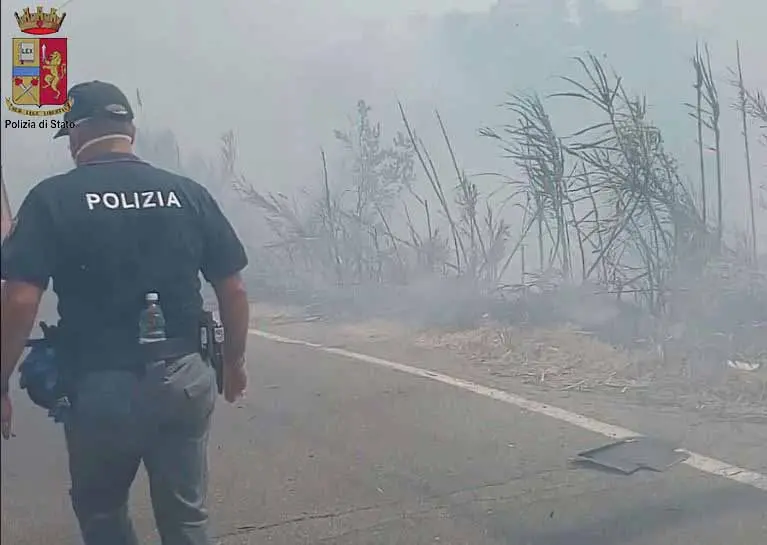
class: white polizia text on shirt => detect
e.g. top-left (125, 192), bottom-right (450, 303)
top-left (84, 191), bottom-right (183, 211)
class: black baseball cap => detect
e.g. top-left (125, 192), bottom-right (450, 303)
top-left (53, 80), bottom-right (135, 138)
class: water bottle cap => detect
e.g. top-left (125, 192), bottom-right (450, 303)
top-left (146, 292), bottom-right (159, 302)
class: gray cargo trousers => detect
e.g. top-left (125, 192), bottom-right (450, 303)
top-left (63, 353), bottom-right (216, 545)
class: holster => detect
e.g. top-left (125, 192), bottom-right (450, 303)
top-left (199, 311), bottom-right (225, 394)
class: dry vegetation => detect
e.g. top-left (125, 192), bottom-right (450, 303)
top-left (415, 324), bottom-right (766, 416)
top-left (233, 51), bottom-right (764, 294)
top-left (144, 48), bottom-right (767, 413)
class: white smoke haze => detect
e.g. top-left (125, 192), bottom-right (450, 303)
top-left (2, 0), bottom-right (764, 197)
top-left (1, 1), bottom-right (765, 345)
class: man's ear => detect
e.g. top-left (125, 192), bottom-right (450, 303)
top-left (67, 132), bottom-right (79, 159)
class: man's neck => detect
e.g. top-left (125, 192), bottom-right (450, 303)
top-left (75, 136), bottom-right (134, 165)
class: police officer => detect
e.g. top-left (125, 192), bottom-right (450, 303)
top-left (0, 81), bottom-right (250, 545)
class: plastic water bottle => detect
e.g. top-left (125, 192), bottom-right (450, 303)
top-left (138, 292), bottom-right (166, 344)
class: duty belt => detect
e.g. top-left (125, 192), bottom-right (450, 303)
top-left (138, 337), bottom-right (199, 363)
top-left (73, 337), bottom-right (200, 374)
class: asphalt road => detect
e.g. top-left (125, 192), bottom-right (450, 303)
top-left (2, 333), bottom-right (766, 544)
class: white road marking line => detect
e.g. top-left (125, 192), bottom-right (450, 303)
top-left (249, 328), bottom-right (767, 492)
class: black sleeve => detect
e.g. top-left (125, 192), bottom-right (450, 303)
top-left (197, 187), bottom-right (248, 283)
top-left (1, 187), bottom-right (56, 289)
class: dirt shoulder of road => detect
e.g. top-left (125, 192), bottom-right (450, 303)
top-left (249, 303), bottom-right (766, 418)
top-left (249, 303), bottom-right (767, 473)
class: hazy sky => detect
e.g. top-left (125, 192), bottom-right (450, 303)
top-left (0, 0), bottom-right (762, 208)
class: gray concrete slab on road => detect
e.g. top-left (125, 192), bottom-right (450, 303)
top-left (2, 334), bottom-right (766, 544)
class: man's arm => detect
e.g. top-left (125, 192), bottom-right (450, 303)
top-left (196, 185), bottom-right (249, 369)
top-left (0, 187), bottom-right (55, 394)
top-left (1, 282), bottom-right (43, 394)
top-left (212, 273), bottom-right (249, 368)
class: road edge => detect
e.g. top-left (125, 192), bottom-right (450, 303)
top-left (249, 328), bottom-right (767, 493)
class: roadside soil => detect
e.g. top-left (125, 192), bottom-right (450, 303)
top-left (248, 302), bottom-right (767, 473)
top-left (250, 303), bottom-right (766, 418)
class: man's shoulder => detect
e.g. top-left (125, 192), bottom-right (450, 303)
top-left (144, 165), bottom-right (209, 195)
top-left (25, 171), bottom-right (76, 203)
top-left (36, 170), bottom-right (76, 188)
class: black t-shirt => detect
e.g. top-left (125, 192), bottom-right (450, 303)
top-left (1, 152), bottom-right (247, 367)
